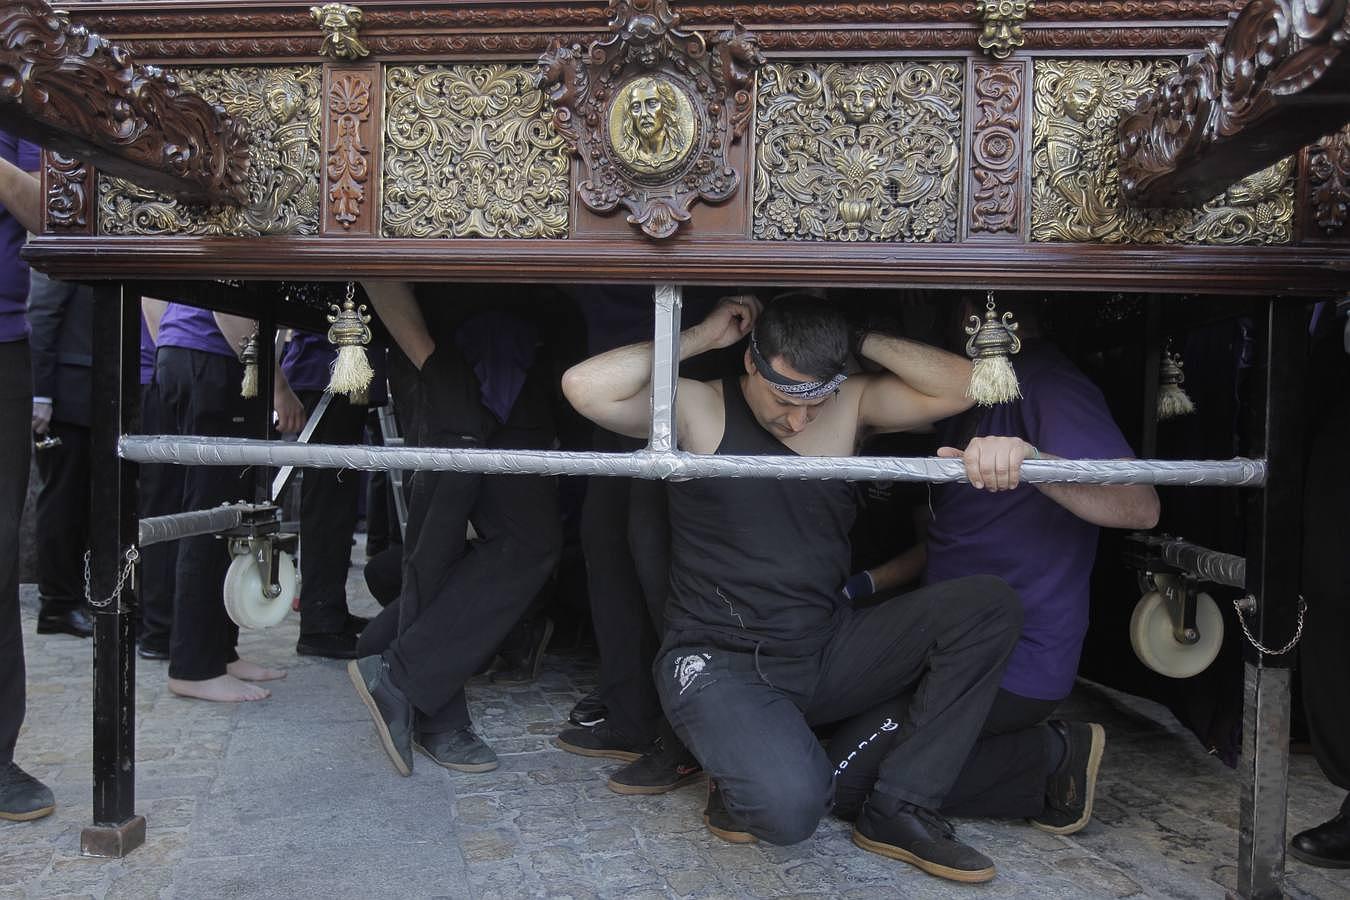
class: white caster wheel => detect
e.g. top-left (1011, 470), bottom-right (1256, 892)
top-left (223, 551), bottom-right (297, 630)
top-left (1129, 586), bottom-right (1224, 678)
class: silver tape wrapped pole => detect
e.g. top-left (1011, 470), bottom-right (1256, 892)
top-left (649, 284), bottom-right (682, 453)
top-left (120, 436), bottom-right (1267, 486)
top-left (138, 504), bottom-right (245, 547)
top-left (1157, 538), bottom-right (1247, 589)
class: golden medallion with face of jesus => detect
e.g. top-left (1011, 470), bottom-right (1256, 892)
top-left (607, 75), bottom-right (698, 177)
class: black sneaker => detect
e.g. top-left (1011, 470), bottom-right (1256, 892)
top-left (554, 721), bottom-right (650, 762)
top-left (568, 689), bottom-right (607, 728)
top-left (347, 655), bottom-right (414, 776)
top-left (853, 799), bottom-right (995, 883)
top-left (703, 779), bottom-right (756, 844)
top-left (415, 727), bottom-right (499, 773)
top-left (297, 631), bottom-right (361, 660)
top-left (609, 736), bottom-right (703, 795)
top-left (0, 762), bottom-right (55, 822)
top-left (1031, 721), bottom-right (1105, 836)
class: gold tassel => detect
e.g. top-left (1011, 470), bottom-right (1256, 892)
top-left (965, 292), bottom-right (1022, 406)
top-left (239, 332), bottom-right (259, 399)
top-left (327, 282), bottom-right (374, 400)
top-left (1157, 344), bottom-right (1195, 421)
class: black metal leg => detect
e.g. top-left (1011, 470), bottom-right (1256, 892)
top-left (1237, 298), bottom-right (1308, 899)
top-left (81, 283), bottom-right (144, 858)
top-left (255, 306), bottom-right (277, 502)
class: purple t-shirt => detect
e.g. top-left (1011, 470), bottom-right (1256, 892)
top-left (0, 132), bottom-right (42, 343)
top-left (156, 304), bottom-right (235, 358)
top-left (140, 312), bottom-right (155, 386)
top-left (924, 343), bottom-right (1134, 701)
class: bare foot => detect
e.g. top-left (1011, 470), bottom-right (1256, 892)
top-left (227, 659), bottom-right (287, 682)
top-left (168, 673), bottom-right (270, 702)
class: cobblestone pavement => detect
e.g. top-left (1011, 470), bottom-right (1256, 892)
top-left (3, 558), bottom-right (1350, 900)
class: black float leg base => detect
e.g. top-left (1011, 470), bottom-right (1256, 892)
top-left (81, 815), bottom-right (147, 858)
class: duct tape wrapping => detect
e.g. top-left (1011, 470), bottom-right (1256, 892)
top-left (120, 436), bottom-right (1268, 487)
top-left (138, 504), bottom-right (245, 547)
top-left (1158, 538), bottom-right (1247, 589)
top-left (649, 284), bottom-right (682, 453)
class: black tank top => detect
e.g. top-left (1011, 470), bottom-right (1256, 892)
top-left (665, 377), bottom-right (857, 655)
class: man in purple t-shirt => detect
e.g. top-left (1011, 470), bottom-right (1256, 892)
top-left (829, 299), bottom-right (1159, 837)
top-left (0, 130), bottom-right (56, 822)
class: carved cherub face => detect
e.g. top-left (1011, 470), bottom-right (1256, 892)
top-left (1062, 72), bottom-right (1103, 122)
top-left (836, 76), bottom-right (878, 124)
top-left (266, 84), bottom-right (301, 123)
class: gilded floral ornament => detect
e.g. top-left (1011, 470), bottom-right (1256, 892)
top-left (977, 0), bottom-right (1033, 60)
top-left (753, 63), bottom-right (962, 242)
top-left (537, 0), bottom-right (762, 239)
top-left (1030, 60), bottom-right (1293, 245)
top-left (311, 4), bottom-right (368, 60)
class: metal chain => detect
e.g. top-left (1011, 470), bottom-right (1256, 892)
top-left (1233, 593), bottom-right (1306, 657)
top-left (82, 547), bottom-right (141, 610)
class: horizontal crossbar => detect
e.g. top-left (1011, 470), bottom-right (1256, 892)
top-left (120, 436), bottom-right (1267, 487)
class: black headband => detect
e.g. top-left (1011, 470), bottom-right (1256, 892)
top-left (749, 332), bottom-right (847, 400)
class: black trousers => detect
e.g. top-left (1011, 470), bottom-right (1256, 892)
top-left (656, 575), bottom-right (1020, 845)
top-left (137, 380), bottom-right (182, 650)
top-left (297, 390), bottom-right (366, 636)
top-left (581, 430), bottom-right (671, 743)
top-left (157, 346), bottom-right (259, 681)
top-left (830, 688), bottom-right (1059, 821)
top-left (1301, 389), bottom-right (1350, 800)
top-left (0, 340), bottom-right (31, 764)
top-left (383, 347), bottom-right (562, 734)
top-left (33, 420), bottom-right (89, 615)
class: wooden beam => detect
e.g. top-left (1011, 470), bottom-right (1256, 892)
top-left (0, 0), bottom-right (250, 206)
top-left (1119, 0), bottom-right (1350, 208)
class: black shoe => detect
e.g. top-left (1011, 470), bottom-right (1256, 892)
top-left (703, 779), bottom-right (756, 844)
top-left (0, 762), bottom-right (55, 822)
top-left (297, 631), bottom-right (361, 660)
top-left (137, 642), bottom-right (169, 661)
top-left (853, 799), bottom-right (995, 884)
top-left (609, 736), bottom-right (703, 795)
top-left (554, 721), bottom-right (650, 762)
top-left (347, 655), bottom-right (414, 776)
top-left (1031, 721), bottom-right (1105, 836)
top-left (568, 689), bottom-right (607, 728)
top-left (415, 727), bottom-right (500, 773)
top-left (1291, 812), bottom-right (1350, 868)
top-left (490, 617), bottom-right (555, 686)
top-left (36, 607), bottom-right (94, 638)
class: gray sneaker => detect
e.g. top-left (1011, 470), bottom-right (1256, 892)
top-left (0, 762), bottom-right (55, 821)
top-left (415, 728), bottom-right (499, 773)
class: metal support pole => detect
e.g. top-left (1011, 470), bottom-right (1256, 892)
top-left (254, 305), bottom-right (277, 502)
top-left (649, 284), bottom-right (682, 452)
top-left (1237, 299), bottom-right (1308, 899)
top-left (1140, 295), bottom-right (1162, 458)
top-left (81, 283), bottom-right (145, 858)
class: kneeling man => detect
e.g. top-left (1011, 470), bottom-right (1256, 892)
top-left (562, 294), bottom-right (1022, 883)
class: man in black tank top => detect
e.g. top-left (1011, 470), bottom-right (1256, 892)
top-left (562, 294), bottom-right (1021, 884)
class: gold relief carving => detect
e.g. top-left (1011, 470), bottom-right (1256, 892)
top-left (607, 76), bottom-right (699, 179)
top-left (311, 3), bottom-right (369, 60)
top-left (1030, 60), bottom-right (1294, 245)
top-left (327, 71), bottom-right (372, 230)
top-left (977, 0), bottom-right (1033, 59)
top-left (383, 65), bottom-right (568, 239)
top-left (98, 66), bottom-right (322, 236)
top-left (753, 62), bottom-right (963, 242)
top-left (969, 62), bottom-right (1025, 236)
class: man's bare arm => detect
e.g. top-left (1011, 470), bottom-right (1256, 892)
top-left (363, 280), bottom-right (434, 369)
top-left (0, 156), bottom-right (41, 235)
top-left (856, 334), bottom-right (974, 433)
top-left (213, 312), bottom-right (256, 356)
top-left (141, 297), bottom-right (168, 342)
top-left (562, 295), bottom-right (760, 444)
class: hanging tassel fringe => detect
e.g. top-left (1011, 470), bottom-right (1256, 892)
top-left (965, 292), bottom-right (1022, 406)
top-left (1157, 346), bottom-right (1195, 421)
top-left (326, 284), bottom-right (374, 400)
top-left (239, 333), bottom-right (259, 398)
top-left (329, 344), bottom-right (374, 398)
top-left (968, 354), bottom-right (1022, 405)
